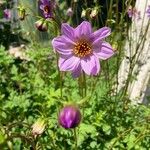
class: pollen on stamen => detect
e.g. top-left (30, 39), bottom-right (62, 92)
top-left (73, 41), bottom-right (92, 58)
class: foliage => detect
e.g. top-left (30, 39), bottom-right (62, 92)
top-left (0, 0), bottom-right (150, 149)
top-left (0, 44), bottom-right (150, 149)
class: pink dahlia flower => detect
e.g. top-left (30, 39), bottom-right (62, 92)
top-left (52, 21), bottom-right (114, 77)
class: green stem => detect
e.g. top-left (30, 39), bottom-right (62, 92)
top-left (74, 128), bottom-right (78, 150)
top-left (78, 75), bottom-right (83, 98)
top-left (83, 72), bottom-right (87, 97)
top-left (60, 72), bottom-right (63, 98)
top-left (55, 53), bottom-right (63, 98)
top-left (78, 72), bottom-right (87, 98)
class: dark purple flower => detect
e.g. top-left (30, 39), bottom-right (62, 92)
top-left (39, 0), bottom-right (54, 18)
top-left (146, 5), bottom-right (150, 18)
top-left (35, 19), bottom-right (48, 32)
top-left (52, 21), bottom-right (114, 77)
top-left (58, 105), bottom-right (81, 129)
top-left (3, 9), bottom-right (11, 20)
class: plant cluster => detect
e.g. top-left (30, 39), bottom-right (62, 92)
top-left (0, 0), bottom-right (150, 149)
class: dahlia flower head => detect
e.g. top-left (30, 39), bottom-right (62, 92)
top-left (52, 21), bottom-right (114, 77)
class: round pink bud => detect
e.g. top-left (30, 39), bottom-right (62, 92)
top-left (58, 105), bottom-right (81, 129)
top-left (66, 8), bottom-right (73, 17)
top-left (4, 9), bottom-right (11, 20)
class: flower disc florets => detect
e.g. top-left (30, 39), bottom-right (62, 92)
top-left (73, 40), bottom-right (92, 58)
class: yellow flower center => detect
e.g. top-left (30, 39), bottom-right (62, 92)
top-left (73, 41), bottom-right (92, 58)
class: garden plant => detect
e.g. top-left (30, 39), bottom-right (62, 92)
top-left (0, 0), bottom-right (150, 149)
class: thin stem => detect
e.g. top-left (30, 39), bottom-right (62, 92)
top-left (83, 72), bottom-right (87, 97)
top-left (90, 76), bottom-right (99, 99)
top-left (7, 133), bottom-right (36, 149)
top-left (108, 128), bottom-right (132, 150)
top-left (120, 20), bottom-right (150, 99)
top-left (60, 72), bottom-right (63, 98)
top-left (74, 128), bottom-right (78, 150)
top-left (55, 53), bottom-right (63, 98)
top-left (78, 72), bottom-right (87, 98)
top-left (78, 75), bottom-right (83, 98)
top-left (105, 0), bottom-right (113, 26)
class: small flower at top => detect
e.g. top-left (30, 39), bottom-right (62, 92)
top-left (58, 105), bottom-right (81, 129)
top-left (127, 6), bottom-right (141, 20)
top-left (39, 0), bottom-right (55, 19)
top-left (146, 5), bottom-right (150, 18)
top-left (66, 8), bottom-right (73, 17)
top-left (52, 21), bottom-right (114, 77)
top-left (3, 9), bottom-right (11, 20)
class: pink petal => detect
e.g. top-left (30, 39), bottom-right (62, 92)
top-left (91, 27), bottom-right (111, 45)
top-left (71, 64), bottom-right (82, 78)
top-left (61, 23), bottom-right (75, 40)
top-left (92, 58), bottom-right (100, 75)
top-left (75, 21), bottom-right (92, 39)
top-left (81, 55), bottom-right (100, 75)
top-left (59, 56), bottom-right (80, 71)
top-left (52, 36), bottom-right (75, 55)
top-left (93, 42), bottom-right (114, 60)
top-left (39, 5), bottom-right (44, 10)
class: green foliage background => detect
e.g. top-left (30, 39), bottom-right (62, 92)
top-left (0, 44), bottom-right (150, 149)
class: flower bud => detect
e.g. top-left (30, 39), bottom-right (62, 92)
top-left (32, 118), bottom-right (46, 136)
top-left (18, 6), bottom-right (27, 21)
top-left (90, 8), bottom-right (98, 18)
top-left (81, 9), bottom-right (86, 18)
top-left (35, 19), bottom-right (48, 32)
top-left (58, 105), bottom-right (81, 129)
top-left (3, 9), bottom-right (11, 20)
top-left (66, 8), bottom-right (73, 17)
